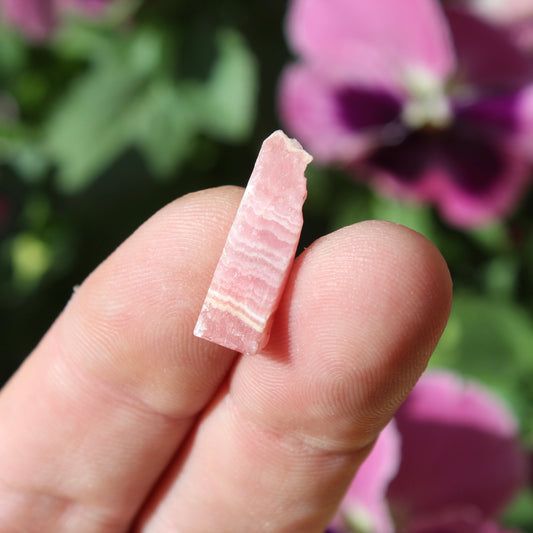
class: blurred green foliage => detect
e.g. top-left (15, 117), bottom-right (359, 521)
top-left (1, 1), bottom-right (533, 529)
top-left (0, 0), bottom-right (288, 377)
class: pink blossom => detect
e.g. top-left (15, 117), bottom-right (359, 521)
top-left (0, 0), bottom-right (113, 40)
top-left (329, 422), bottom-right (401, 533)
top-left (280, 0), bottom-right (533, 227)
top-left (328, 371), bottom-right (526, 533)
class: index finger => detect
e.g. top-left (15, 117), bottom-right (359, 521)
top-left (0, 186), bottom-right (244, 532)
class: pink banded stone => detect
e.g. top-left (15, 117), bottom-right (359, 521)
top-left (194, 130), bottom-right (312, 355)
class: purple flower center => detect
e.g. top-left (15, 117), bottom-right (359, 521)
top-left (335, 87), bottom-right (403, 130)
top-left (456, 92), bottom-right (521, 134)
top-left (368, 125), bottom-right (504, 195)
top-left (334, 82), bottom-right (523, 198)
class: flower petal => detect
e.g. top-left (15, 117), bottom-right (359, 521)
top-left (367, 125), bottom-right (531, 228)
top-left (330, 422), bottom-right (401, 533)
top-left (278, 65), bottom-right (395, 162)
top-left (506, 84), bottom-right (533, 158)
top-left (463, 0), bottom-right (533, 49)
top-left (286, 0), bottom-right (455, 88)
top-left (387, 371), bottom-right (527, 523)
top-left (465, 0), bottom-right (533, 23)
top-left (0, 0), bottom-right (55, 40)
top-left (456, 92), bottom-right (522, 135)
top-left (335, 86), bottom-right (403, 132)
top-left (436, 123), bottom-right (531, 226)
top-left (456, 84), bottom-right (533, 162)
top-left (445, 7), bottom-right (533, 90)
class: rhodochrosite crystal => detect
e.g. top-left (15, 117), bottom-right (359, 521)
top-left (194, 130), bottom-right (312, 354)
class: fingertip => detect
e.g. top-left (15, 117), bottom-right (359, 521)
top-left (347, 219), bottom-right (453, 334)
top-left (231, 218), bottom-right (453, 450)
top-left (294, 219), bottom-right (453, 402)
top-left (284, 219), bottom-right (452, 367)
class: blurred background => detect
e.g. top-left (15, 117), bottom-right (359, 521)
top-left (1, 0), bottom-right (533, 530)
top-left (0, 0), bottom-right (288, 379)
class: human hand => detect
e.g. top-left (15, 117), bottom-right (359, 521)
top-left (0, 186), bottom-right (452, 532)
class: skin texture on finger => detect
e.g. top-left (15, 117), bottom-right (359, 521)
top-left (0, 187), bottom-right (244, 532)
top-left (137, 221), bottom-right (453, 532)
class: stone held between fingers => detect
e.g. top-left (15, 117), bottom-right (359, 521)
top-left (194, 130), bottom-right (312, 355)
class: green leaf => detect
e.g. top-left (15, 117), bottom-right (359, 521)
top-left (483, 255), bottom-right (520, 299)
top-left (304, 164), bottom-right (336, 217)
top-left (503, 489), bottom-right (533, 530)
top-left (52, 22), bottom-right (117, 61)
top-left (43, 26), bottom-right (257, 192)
top-left (431, 291), bottom-right (533, 436)
top-left (371, 193), bottom-right (437, 243)
top-left (53, 0), bottom-right (143, 60)
top-left (43, 28), bottom-right (169, 192)
top-left (0, 124), bottom-right (49, 182)
top-left (0, 27), bottom-right (26, 75)
top-left (192, 29), bottom-right (257, 141)
top-left (44, 63), bottom-right (140, 192)
top-left (432, 292), bottom-right (533, 374)
top-left (329, 185), bottom-right (373, 231)
top-left (132, 79), bottom-right (197, 176)
top-left (468, 221), bottom-right (510, 253)
top-left (0, 124), bottom-right (30, 158)
top-left (10, 233), bottom-right (52, 289)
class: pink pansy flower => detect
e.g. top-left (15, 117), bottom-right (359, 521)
top-left (280, 0), bottom-right (533, 227)
top-left (0, 0), bottom-right (113, 40)
top-left (328, 422), bottom-right (401, 533)
top-left (328, 371), bottom-right (527, 533)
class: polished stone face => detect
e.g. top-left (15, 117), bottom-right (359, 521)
top-left (194, 130), bottom-right (311, 355)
